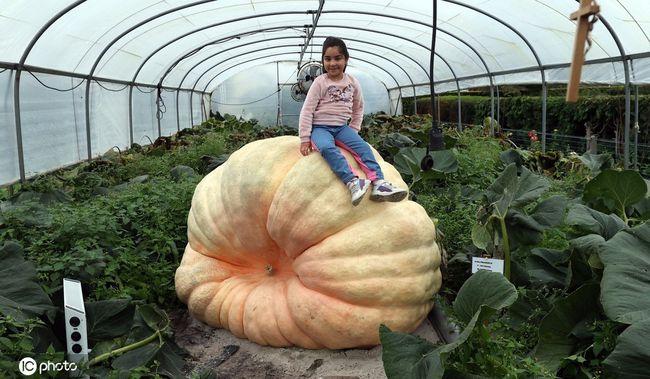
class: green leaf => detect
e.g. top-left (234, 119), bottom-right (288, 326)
top-left (566, 204), bottom-right (627, 239)
top-left (471, 223), bottom-right (491, 250)
top-left (526, 248), bottom-right (569, 288)
top-left (569, 234), bottom-right (606, 255)
top-left (599, 222), bottom-right (650, 324)
top-left (379, 325), bottom-right (440, 379)
top-left (583, 169), bottom-right (647, 216)
top-left (534, 284), bottom-right (600, 373)
top-left (578, 152), bottom-right (612, 176)
top-left (85, 299), bottom-right (135, 341)
top-left (453, 270), bottom-right (518, 325)
top-left (381, 271), bottom-right (517, 379)
top-left (154, 341), bottom-right (187, 378)
top-left (137, 304), bottom-right (168, 332)
top-left (499, 149), bottom-right (524, 168)
top-left (393, 147), bottom-right (424, 182)
top-left (603, 318), bottom-right (650, 378)
top-left (429, 150), bottom-right (458, 173)
top-left (111, 342), bottom-right (160, 371)
top-left (0, 242), bottom-right (56, 323)
top-left (485, 163), bottom-right (518, 216)
top-left (531, 195), bottom-right (567, 228)
top-left (511, 167), bottom-right (551, 208)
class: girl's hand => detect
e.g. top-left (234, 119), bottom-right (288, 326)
top-left (300, 141), bottom-right (312, 156)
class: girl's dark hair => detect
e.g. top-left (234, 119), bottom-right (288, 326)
top-left (322, 36), bottom-right (349, 72)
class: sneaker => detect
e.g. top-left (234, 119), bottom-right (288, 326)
top-left (370, 179), bottom-right (408, 202)
top-left (347, 178), bottom-right (371, 206)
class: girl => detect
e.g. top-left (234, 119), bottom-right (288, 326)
top-left (298, 36), bottom-right (407, 206)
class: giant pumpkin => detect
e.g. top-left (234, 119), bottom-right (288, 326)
top-left (175, 136), bottom-right (442, 349)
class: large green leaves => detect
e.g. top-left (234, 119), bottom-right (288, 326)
top-left (0, 242), bottom-right (56, 323)
top-left (381, 271), bottom-right (517, 379)
top-left (453, 270), bottom-right (518, 325)
top-left (534, 284), bottom-right (600, 373)
top-left (599, 222), bottom-right (650, 324)
top-left (583, 169), bottom-right (648, 218)
top-left (603, 318), bottom-right (650, 378)
top-left (86, 299), bottom-right (135, 341)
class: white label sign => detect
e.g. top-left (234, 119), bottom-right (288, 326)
top-left (472, 257), bottom-right (504, 274)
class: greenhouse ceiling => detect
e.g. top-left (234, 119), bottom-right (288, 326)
top-left (2, 0), bottom-right (649, 91)
top-left (1, 0), bottom-right (649, 185)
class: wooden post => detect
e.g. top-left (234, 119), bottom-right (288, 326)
top-left (566, 0), bottom-right (600, 103)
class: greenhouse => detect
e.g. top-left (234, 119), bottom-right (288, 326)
top-left (1, 0), bottom-right (649, 378)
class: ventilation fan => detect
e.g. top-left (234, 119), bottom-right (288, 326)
top-left (290, 83), bottom-right (306, 102)
top-left (290, 62), bottom-right (323, 102)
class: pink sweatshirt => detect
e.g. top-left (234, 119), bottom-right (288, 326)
top-left (298, 73), bottom-right (364, 143)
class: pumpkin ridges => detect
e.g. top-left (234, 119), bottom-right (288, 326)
top-left (175, 246), bottom-right (231, 302)
top-left (218, 276), bottom-right (257, 336)
top-left (242, 278), bottom-right (292, 347)
top-left (274, 279), bottom-right (324, 349)
top-left (286, 276), bottom-right (433, 349)
top-left (297, 269), bottom-right (441, 306)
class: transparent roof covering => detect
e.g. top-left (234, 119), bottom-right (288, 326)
top-left (2, 0), bottom-right (649, 90)
top-left (2, 0), bottom-right (649, 185)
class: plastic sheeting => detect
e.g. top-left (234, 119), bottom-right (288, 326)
top-left (2, 0), bottom-right (650, 184)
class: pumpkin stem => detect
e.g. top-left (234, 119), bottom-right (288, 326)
top-left (265, 264), bottom-right (273, 275)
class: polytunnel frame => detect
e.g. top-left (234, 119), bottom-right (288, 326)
top-left (198, 51), bottom-right (402, 103)
top-left (10, 3), bottom-right (498, 183)
top-left (125, 11), bottom-right (479, 133)
top-left (164, 31), bottom-right (463, 131)
top-left (191, 43), bottom-right (414, 119)
top-left (9, 0), bottom-right (215, 182)
top-left (160, 34), bottom-right (429, 121)
top-left (6, 1), bottom-right (639, 184)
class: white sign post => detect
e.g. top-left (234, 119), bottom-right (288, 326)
top-left (472, 257), bottom-right (505, 275)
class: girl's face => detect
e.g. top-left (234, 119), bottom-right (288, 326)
top-left (323, 46), bottom-right (347, 78)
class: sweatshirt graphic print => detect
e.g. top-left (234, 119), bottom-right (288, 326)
top-left (298, 73), bottom-right (364, 142)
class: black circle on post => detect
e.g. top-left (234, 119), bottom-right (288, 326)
top-left (69, 316), bottom-right (81, 327)
top-left (72, 344), bottom-right (82, 353)
top-left (71, 332), bottom-right (81, 341)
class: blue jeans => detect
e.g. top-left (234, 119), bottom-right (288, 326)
top-left (310, 125), bottom-right (384, 184)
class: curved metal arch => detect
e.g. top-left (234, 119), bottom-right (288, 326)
top-left (192, 46), bottom-right (404, 126)
top-left (169, 28), bottom-right (461, 131)
top-left (191, 44), bottom-right (415, 96)
top-left (13, 0), bottom-right (87, 182)
top-left (84, 0), bottom-right (215, 159)
top-left (131, 11), bottom-right (480, 87)
top-left (162, 33), bottom-right (431, 89)
top-left (200, 52), bottom-right (400, 117)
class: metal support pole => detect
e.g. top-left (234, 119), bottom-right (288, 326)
top-left (489, 77), bottom-right (495, 136)
top-left (13, 70), bottom-right (26, 182)
top-left (496, 82), bottom-right (500, 125)
top-left (457, 88), bottom-right (462, 132)
top-left (634, 84), bottom-right (639, 169)
top-left (85, 81), bottom-right (92, 160)
top-left (413, 86), bottom-right (417, 115)
top-left (398, 87), bottom-right (404, 115)
top-left (176, 89), bottom-right (181, 132)
top-left (128, 85), bottom-right (134, 146)
top-left (190, 91), bottom-right (194, 126)
top-left (542, 80), bottom-right (548, 153)
top-left (276, 61), bottom-right (282, 126)
top-left (624, 60), bottom-right (631, 169)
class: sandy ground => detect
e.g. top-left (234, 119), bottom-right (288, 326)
top-left (171, 309), bottom-right (441, 379)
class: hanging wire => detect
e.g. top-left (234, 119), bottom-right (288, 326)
top-left (134, 84), bottom-right (157, 93)
top-left (26, 70), bottom-right (85, 92)
top-left (0, 68), bottom-right (8, 74)
top-left (156, 84), bottom-right (166, 120)
top-left (93, 79), bottom-right (129, 92)
top-left (212, 65), bottom-right (299, 106)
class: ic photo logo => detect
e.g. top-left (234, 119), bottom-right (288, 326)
top-left (18, 357), bottom-right (78, 376)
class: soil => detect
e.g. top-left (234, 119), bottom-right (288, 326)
top-left (170, 309), bottom-right (441, 379)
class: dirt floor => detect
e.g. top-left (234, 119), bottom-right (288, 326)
top-left (171, 309), bottom-right (441, 379)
